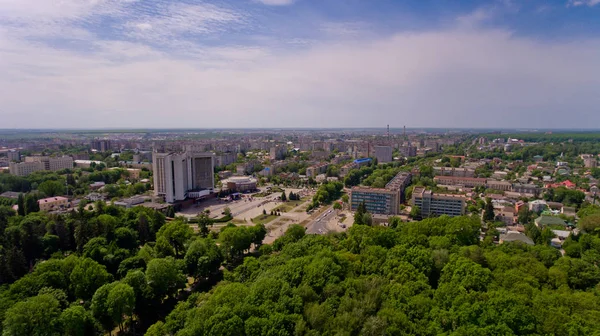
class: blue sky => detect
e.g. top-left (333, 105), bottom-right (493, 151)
top-left (1, 0), bottom-right (600, 128)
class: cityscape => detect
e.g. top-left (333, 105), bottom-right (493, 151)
top-left (2, 0), bottom-right (600, 335)
top-left (1, 127), bottom-right (600, 334)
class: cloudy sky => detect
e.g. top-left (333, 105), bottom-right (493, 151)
top-left (1, 0), bottom-right (600, 129)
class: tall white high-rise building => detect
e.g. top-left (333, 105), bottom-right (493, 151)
top-left (153, 149), bottom-right (215, 203)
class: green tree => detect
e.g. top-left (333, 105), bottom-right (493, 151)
top-left (157, 220), bottom-right (193, 257)
top-left (59, 305), bottom-right (100, 336)
top-left (197, 213), bottom-right (213, 238)
top-left (70, 258), bottom-right (113, 300)
top-left (518, 206), bottom-right (532, 224)
top-left (2, 294), bottom-right (61, 336)
top-left (184, 238), bottom-right (223, 279)
top-left (281, 191), bottom-right (287, 201)
top-left (333, 202), bottom-right (342, 211)
top-left (410, 205), bottom-right (421, 219)
top-left (145, 257), bottom-right (186, 301)
top-left (91, 282), bottom-right (118, 334)
top-left (354, 201), bottom-right (366, 225)
top-left (24, 194), bottom-right (39, 214)
top-left (106, 283), bottom-right (135, 333)
top-left (579, 214), bottom-right (600, 233)
top-left (483, 198), bottom-right (495, 222)
top-left (17, 193), bottom-right (25, 216)
top-left (38, 180), bottom-right (66, 197)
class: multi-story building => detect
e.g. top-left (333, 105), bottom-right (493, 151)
top-left (306, 163), bottom-right (329, 178)
top-left (152, 149), bottom-right (214, 203)
top-left (215, 152), bottom-right (236, 167)
top-left (7, 150), bottom-right (20, 162)
top-left (433, 176), bottom-right (487, 188)
top-left (350, 172), bottom-right (412, 215)
top-left (38, 196), bottom-right (69, 212)
top-left (9, 156), bottom-right (73, 176)
top-left (582, 154), bottom-right (598, 168)
top-left (25, 156), bottom-right (73, 171)
top-left (350, 187), bottom-right (400, 215)
top-left (9, 161), bottom-right (45, 176)
top-left (512, 183), bottom-right (541, 196)
top-left (411, 187), bottom-right (466, 218)
top-left (269, 146), bottom-right (287, 161)
top-left (433, 167), bottom-right (475, 177)
top-left (340, 162), bottom-right (357, 177)
top-left (374, 146), bottom-right (393, 164)
top-left (385, 172), bottom-right (412, 202)
top-left (399, 145), bottom-right (417, 158)
top-left (91, 140), bottom-right (112, 152)
top-left (486, 180), bottom-right (513, 192)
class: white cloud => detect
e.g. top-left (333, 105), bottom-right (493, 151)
top-left (1, 27), bottom-right (600, 129)
top-left (567, 0), bottom-right (600, 6)
top-left (255, 0), bottom-right (296, 5)
top-left (123, 3), bottom-right (244, 44)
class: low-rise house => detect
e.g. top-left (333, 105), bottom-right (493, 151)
top-left (535, 215), bottom-right (567, 228)
top-left (499, 231), bottom-right (534, 245)
top-left (38, 196), bottom-right (69, 212)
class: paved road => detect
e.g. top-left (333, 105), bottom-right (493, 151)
top-left (305, 206), bottom-right (336, 234)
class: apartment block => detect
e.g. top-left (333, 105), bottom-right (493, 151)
top-left (269, 146), bottom-right (287, 161)
top-left (412, 187), bottom-right (466, 218)
top-left (374, 145), bottom-right (393, 163)
top-left (306, 163), bottom-right (329, 178)
top-left (9, 161), bottom-right (45, 176)
top-left (351, 187), bottom-right (399, 215)
top-left (7, 150), bottom-right (20, 162)
top-left (350, 172), bottom-right (412, 215)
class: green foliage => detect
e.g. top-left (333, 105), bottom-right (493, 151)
top-left (184, 238), bottom-right (223, 279)
top-left (2, 294), bottom-right (62, 336)
top-left (145, 257), bottom-right (186, 301)
top-left (483, 198), bottom-right (495, 222)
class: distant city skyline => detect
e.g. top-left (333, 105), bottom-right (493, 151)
top-left (1, 0), bottom-right (600, 128)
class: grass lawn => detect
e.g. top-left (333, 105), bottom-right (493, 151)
top-left (274, 199), bottom-right (305, 212)
top-left (251, 214), bottom-right (279, 225)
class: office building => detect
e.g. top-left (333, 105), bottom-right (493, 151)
top-left (374, 146), bottom-right (393, 163)
top-left (153, 149), bottom-right (214, 203)
top-left (412, 187), bottom-right (466, 218)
